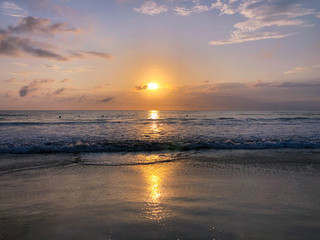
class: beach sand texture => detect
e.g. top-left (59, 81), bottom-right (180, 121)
top-left (1, 150), bottom-right (319, 240)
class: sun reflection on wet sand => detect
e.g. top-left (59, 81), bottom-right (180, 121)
top-left (139, 155), bottom-right (174, 221)
top-left (150, 174), bottom-right (161, 202)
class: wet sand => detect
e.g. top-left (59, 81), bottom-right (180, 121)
top-left (0, 150), bottom-right (320, 240)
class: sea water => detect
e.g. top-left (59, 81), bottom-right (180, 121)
top-left (1, 111), bottom-right (320, 239)
top-left (0, 110), bottom-right (319, 154)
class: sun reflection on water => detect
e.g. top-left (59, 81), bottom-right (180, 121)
top-left (149, 110), bottom-right (159, 120)
top-left (141, 110), bottom-right (162, 140)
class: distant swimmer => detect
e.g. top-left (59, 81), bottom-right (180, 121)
top-left (59, 116), bottom-right (61, 118)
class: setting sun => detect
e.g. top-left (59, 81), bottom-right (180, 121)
top-left (147, 82), bottom-right (159, 90)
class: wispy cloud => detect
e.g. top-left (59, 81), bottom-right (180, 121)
top-left (81, 51), bottom-right (114, 59)
top-left (0, 32), bottom-right (68, 60)
top-left (209, 0), bottom-right (316, 45)
top-left (284, 64), bottom-right (320, 74)
top-left (12, 70), bottom-right (37, 75)
top-left (51, 87), bottom-right (65, 95)
top-left (8, 16), bottom-right (79, 35)
top-left (62, 66), bottom-right (94, 74)
top-left (60, 79), bottom-right (71, 83)
top-left (133, 0), bottom-right (317, 45)
top-left (135, 83), bottom-right (148, 90)
top-left (251, 79), bottom-right (320, 88)
top-left (134, 1), bottom-right (168, 15)
top-left (43, 64), bottom-right (61, 70)
top-left (101, 97), bottom-right (115, 103)
top-left (43, 64), bottom-right (94, 73)
top-left (0, 17), bottom-right (76, 60)
top-left (11, 62), bottom-right (28, 66)
top-left (173, 2), bottom-right (212, 16)
top-left (210, 31), bottom-right (293, 45)
top-left (19, 79), bottom-right (55, 97)
top-left (173, 7), bottom-right (193, 16)
top-left (1, 1), bottom-right (28, 17)
top-left (0, 17), bottom-right (113, 61)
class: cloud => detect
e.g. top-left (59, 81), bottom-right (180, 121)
top-left (132, 1), bottom-right (317, 45)
top-left (173, 7), bottom-right (193, 16)
top-left (276, 81), bottom-right (320, 88)
top-left (178, 82), bottom-right (216, 94)
top-left (7, 16), bottom-right (79, 35)
top-left (134, 1), bottom-right (168, 15)
top-left (251, 79), bottom-right (320, 88)
top-left (68, 50), bottom-right (114, 60)
top-left (284, 64), bottom-right (320, 74)
top-left (19, 79), bottom-right (54, 97)
top-left (52, 87), bottom-right (65, 95)
top-left (101, 97), bottom-right (114, 103)
top-left (60, 65), bottom-right (93, 74)
top-left (1, 1), bottom-right (28, 17)
top-left (173, 2), bottom-right (213, 16)
top-left (12, 70), bottom-right (36, 75)
top-left (210, 31), bottom-right (292, 45)
top-left (0, 17), bottom-right (113, 61)
top-left (11, 62), bottom-right (28, 66)
top-left (19, 85), bottom-right (34, 97)
top-left (0, 32), bottom-right (68, 60)
top-left (43, 64), bottom-right (100, 74)
top-left (209, 0), bottom-right (317, 45)
top-left (82, 51), bottom-right (114, 59)
top-left (251, 79), bottom-right (270, 87)
top-left (60, 79), bottom-right (71, 83)
top-left (135, 84), bottom-right (148, 90)
top-left (43, 64), bottom-right (61, 70)
top-left (215, 82), bottom-right (246, 89)
top-left (0, 17), bottom-right (76, 60)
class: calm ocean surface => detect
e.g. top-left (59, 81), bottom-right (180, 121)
top-left (0, 110), bottom-right (319, 154)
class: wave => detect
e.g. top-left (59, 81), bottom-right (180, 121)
top-left (0, 138), bottom-right (319, 154)
top-left (0, 120), bottom-right (113, 126)
top-left (0, 113), bottom-right (28, 117)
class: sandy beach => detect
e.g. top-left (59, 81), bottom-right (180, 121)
top-left (1, 150), bottom-right (319, 240)
top-left (1, 0), bottom-right (320, 237)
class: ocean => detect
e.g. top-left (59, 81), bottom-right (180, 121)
top-left (1, 111), bottom-right (320, 239)
top-left (1, 110), bottom-right (320, 154)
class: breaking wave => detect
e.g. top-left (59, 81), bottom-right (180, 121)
top-left (0, 138), bottom-right (319, 154)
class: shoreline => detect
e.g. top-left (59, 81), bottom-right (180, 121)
top-left (1, 149), bottom-right (319, 239)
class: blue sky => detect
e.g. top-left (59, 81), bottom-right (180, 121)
top-left (1, 0), bottom-right (320, 110)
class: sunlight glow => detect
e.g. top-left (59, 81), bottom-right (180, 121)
top-left (150, 175), bottom-right (161, 202)
top-left (147, 82), bottom-right (159, 90)
top-left (149, 110), bottom-right (159, 120)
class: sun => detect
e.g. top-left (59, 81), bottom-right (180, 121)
top-left (147, 82), bottom-right (159, 90)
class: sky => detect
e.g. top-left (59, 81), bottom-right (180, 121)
top-left (0, 0), bottom-right (320, 110)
